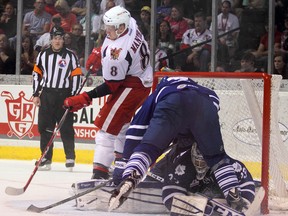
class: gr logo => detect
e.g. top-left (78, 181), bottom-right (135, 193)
top-left (1, 91), bottom-right (36, 139)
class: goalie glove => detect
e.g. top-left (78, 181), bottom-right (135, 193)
top-left (63, 92), bottom-right (92, 112)
top-left (226, 188), bottom-right (248, 212)
top-left (86, 47), bottom-right (101, 74)
top-left (108, 170), bottom-right (141, 211)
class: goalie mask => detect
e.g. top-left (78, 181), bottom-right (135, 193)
top-left (191, 143), bottom-right (209, 180)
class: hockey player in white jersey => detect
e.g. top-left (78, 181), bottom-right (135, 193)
top-left (64, 6), bottom-right (153, 179)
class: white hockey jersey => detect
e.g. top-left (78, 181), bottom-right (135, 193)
top-left (155, 48), bottom-right (169, 71)
top-left (101, 18), bottom-right (153, 88)
top-left (181, 29), bottom-right (212, 51)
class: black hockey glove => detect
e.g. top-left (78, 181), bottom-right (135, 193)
top-left (226, 188), bottom-right (248, 212)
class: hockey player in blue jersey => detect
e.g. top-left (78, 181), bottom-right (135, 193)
top-left (162, 142), bottom-right (255, 215)
top-left (108, 76), bottom-right (252, 213)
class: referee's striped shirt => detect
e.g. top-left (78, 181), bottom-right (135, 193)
top-left (32, 46), bottom-right (82, 97)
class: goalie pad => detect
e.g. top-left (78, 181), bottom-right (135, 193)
top-left (72, 179), bottom-right (168, 214)
top-left (73, 179), bottom-right (112, 211)
top-left (171, 194), bottom-right (208, 216)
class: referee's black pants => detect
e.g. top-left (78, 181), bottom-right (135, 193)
top-left (38, 88), bottom-right (75, 161)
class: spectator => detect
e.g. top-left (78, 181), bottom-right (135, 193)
top-left (21, 35), bottom-right (37, 75)
top-left (157, 20), bottom-right (175, 68)
top-left (70, 23), bottom-right (85, 66)
top-left (234, 52), bottom-right (262, 72)
top-left (273, 54), bottom-right (288, 79)
top-left (164, 5), bottom-right (189, 51)
top-left (155, 47), bottom-right (169, 72)
top-left (217, 0), bottom-right (244, 21)
top-left (22, 0), bottom-right (51, 45)
top-left (123, 0), bottom-right (141, 23)
top-left (275, 0), bottom-right (286, 31)
top-left (53, 0), bottom-right (78, 33)
top-left (138, 6), bottom-right (151, 41)
top-left (157, 20), bottom-right (175, 53)
top-left (247, 0), bottom-right (266, 9)
top-left (104, 0), bottom-right (116, 14)
top-left (71, 0), bottom-right (102, 23)
top-left (71, 0), bottom-right (87, 22)
top-left (44, 0), bottom-right (57, 15)
top-left (146, 34), bottom-right (169, 71)
top-left (0, 2), bottom-right (17, 39)
top-left (63, 32), bottom-right (77, 53)
top-left (275, 15), bottom-right (288, 57)
top-left (180, 12), bottom-right (212, 72)
top-left (157, 0), bottom-right (172, 24)
top-left (79, 0), bottom-right (103, 37)
top-left (0, 33), bottom-right (15, 74)
top-left (92, 0), bottom-right (116, 39)
top-left (212, 0), bottom-right (240, 63)
top-left (251, 21), bottom-right (281, 72)
top-left (251, 23), bottom-right (282, 58)
top-left (216, 64), bottom-right (227, 72)
top-left (208, 62), bottom-right (227, 72)
top-left (100, 0), bottom-right (125, 15)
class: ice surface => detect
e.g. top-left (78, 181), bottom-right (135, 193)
top-left (0, 159), bottom-right (287, 216)
top-left (0, 159), bottom-right (167, 216)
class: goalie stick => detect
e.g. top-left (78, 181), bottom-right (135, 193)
top-left (5, 71), bottom-right (92, 196)
top-left (146, 171), bottom-right (265, 216)
top-left (26, 179), bottom-right (113, 213)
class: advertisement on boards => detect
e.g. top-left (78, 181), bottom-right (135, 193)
top-left (0, 85), bottom-right (105, 144)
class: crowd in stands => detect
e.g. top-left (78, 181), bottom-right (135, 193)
top-left (0, 0), bottom-right (287, 79)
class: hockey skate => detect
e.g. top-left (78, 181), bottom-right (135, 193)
top-left (91, 163), bottom-right (110, 179)
top-left (65, 159), bottom-right (75, 172)
top-left (35, 158), bottom-right (51, 171)
top-left (91, 169), bottom-right (109, 180)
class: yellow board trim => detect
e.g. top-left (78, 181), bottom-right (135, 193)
top-left (0, 146), bottom-right (94, 164)
top-left (0, 146), bottom-right (263, 179)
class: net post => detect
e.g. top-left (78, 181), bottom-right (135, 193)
top-left (261, 74), bottom-right (272, 214)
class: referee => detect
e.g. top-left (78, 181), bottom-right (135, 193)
top-left (32, 26), bottom-right (82, 171)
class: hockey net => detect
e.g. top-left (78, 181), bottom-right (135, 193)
top-left (153, 72), bottom-right (288, 214)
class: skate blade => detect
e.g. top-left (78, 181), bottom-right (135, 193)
top-left (38, 164), bottom-right (51, 171)
top-left (66, 167), bottom-right (73, 172)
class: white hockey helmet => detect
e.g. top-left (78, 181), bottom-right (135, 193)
top-left (103, 6), bottom-right (131, 31)
top-left (191, 143), bottom-right (209, 180)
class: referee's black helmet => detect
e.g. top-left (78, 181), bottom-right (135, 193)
top-left (50, 26), bottom-right (64, 39)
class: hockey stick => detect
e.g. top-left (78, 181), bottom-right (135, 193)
top-left (5, 71), bottom-right (91, 196)
top-left (146, 171), bottom-right (265, 216)
top-left (27, 179), bottom-right (113, 213)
